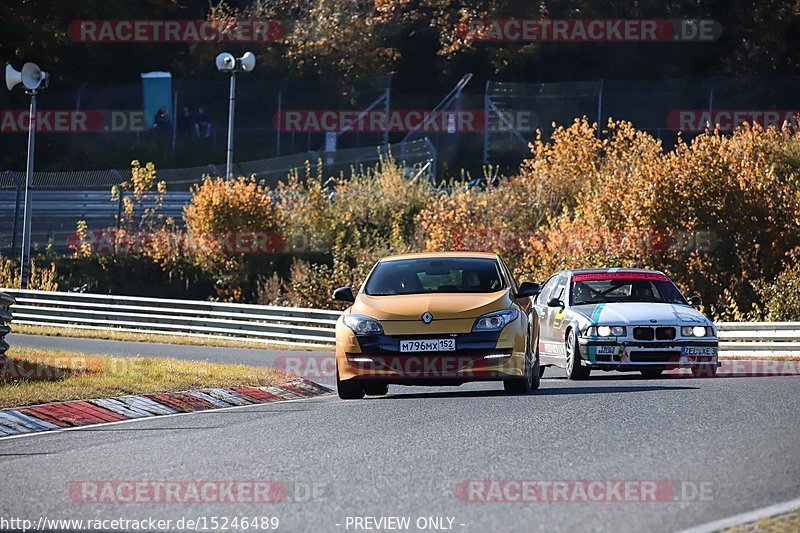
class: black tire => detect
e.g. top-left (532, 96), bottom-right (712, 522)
top-left (364, 383), bottom-right (389, 396)
top-left (532, 330), bottom-right (546, 381)
top-left (336, 368), bottom-right (365, 400)
top-left (565, 329), bottom-right (590, 380)
top-left (691, 364), bottom-right (718, 378)
top-left (531, 331), bottom-right (541, 390)
top-left (640, 368), bottom-right (664, 379)
top-left (504, 333), bottom-right (535, 394)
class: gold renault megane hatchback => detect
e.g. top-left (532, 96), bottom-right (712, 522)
top-left (332, 252), bottom-right (542, 399)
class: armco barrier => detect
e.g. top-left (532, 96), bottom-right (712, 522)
top-left (0, 292), bottom-right (13, 358)
top-left (716, 322), bottom-right (800, 358)
top-left (1, 289), bottom-right (339, 347)
top-left (1, 289), bottom-right (798, 356)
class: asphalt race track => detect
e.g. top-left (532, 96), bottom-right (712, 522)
top-left (2, 334), bottom-right (799, 532)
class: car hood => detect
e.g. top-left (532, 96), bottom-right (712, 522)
top-left (350, 290), bottom-right (511, 321)
top-left (571, 302), bottom-right (711, 326)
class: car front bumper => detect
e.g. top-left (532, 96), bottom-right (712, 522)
top-left (336, 330), bottom-right (527, 383)
top-left (578, 338), bottom-right (720, 369)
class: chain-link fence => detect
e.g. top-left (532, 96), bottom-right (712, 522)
top-left (3, 74), bottom-right (797, 187)
top-left (484, 76), bottom-right (800, 167)
top-left (0, 76), bottom-right (393, 173)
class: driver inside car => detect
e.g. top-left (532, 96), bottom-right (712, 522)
top-left (461, 269), bottom-right (482, 291)
top-left (572, 282), bottom-right (593, 305)
top-left (630, 281), bottom-right (655, 301)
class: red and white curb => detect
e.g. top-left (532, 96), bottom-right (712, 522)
top-left (0, 379), bottom-right (331, 438)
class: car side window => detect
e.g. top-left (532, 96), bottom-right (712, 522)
top-left (552, 275), bottom-right (568, 304)
top-left (537, 275), bottom-right (558, 304)
top-left (499, 258), bottom-right (518, 294)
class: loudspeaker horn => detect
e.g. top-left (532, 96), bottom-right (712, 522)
top-left (5, 64), bottom-right (22, 91)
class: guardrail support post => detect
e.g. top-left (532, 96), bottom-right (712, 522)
top-left (0, 292), bottom-right (14, 363)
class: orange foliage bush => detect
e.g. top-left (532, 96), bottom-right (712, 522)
top-left (185, 175), bottom-right (279, 235)
top-left (58, 119), bottom-right (800, 317)
top-left (183, 175), bottom-right (280, 270)
top-left (260, 117), bottom-right (800, 315)
top-left (517, 118), bottom-right (800, 317)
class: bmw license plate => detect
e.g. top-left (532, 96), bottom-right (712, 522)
top-left (400, 339), bottom-right (456, 352)
top-left (595, 345), bottom-right (618, 355)
top-left (684, 347), bottom-right (717, 356)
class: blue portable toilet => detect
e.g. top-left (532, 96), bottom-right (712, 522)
top-left (141, 71), bottom-right (173, 129)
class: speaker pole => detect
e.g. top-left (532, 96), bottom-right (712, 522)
top-left (19, 90), bottom-right (36, 289)
top-left (216, 52), bottom-right (254, 181)
top-left (225, 70), bottom-right (236, 181)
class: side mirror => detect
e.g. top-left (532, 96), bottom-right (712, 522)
top-left (547, 297), bottom-right (564, 308)
top-left (333, 286), bottom-right (356, 303)
top-left (516, 281), bottom-right (541, 298)
top-left (688, 295), bottom-right (702, 307)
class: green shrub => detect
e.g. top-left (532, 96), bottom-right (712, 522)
top-left (753, 257), bottom-right (800, 321)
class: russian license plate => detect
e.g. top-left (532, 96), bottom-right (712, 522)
top-left (684, 347), bottom-right (717, 356)
top-left (399, 339), bottom-right (456, 352)
top-left (595, 345), bottom-right (618, 355)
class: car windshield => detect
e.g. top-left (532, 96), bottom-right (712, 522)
top-left (570, 273), bottom-right (688, 305)
top-left (365, 258), bottom-right (506, 296)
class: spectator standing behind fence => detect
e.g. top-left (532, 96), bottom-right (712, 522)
top-left (194, 107), bottom-right (212, 138)
top-left (178, 105), bottom-right (192, 134)
top-left (153, 106), bottom-right (172, 135)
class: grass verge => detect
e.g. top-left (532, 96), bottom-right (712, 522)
top-left (10, 323), bottom-right (331, 352)
top-left (0, 347), bottom-right (292, 409)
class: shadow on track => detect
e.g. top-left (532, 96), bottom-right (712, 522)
top-left (371, 384), bottom-right (697, 400)
top-left (533, 385), bottom-right (697, 394)
top-left (74, 426), bottom-right (222, 432)
top-left (542, 362), bottom-right (800, 381)
top-left (0, 452), bottom-right (56, 456)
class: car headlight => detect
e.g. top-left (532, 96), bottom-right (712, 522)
top-left (590, 326), bottom-right (626, 337)
top-left (343, 314), bottom-right (384, 336)
top-left (472, 310), bottom-right (519, 332)
top-left (681, 325), bottom-right (709, 337)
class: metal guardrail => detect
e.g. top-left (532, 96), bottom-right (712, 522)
top-left (716, 322), bottom-right (800, 357)
top-left (0, 190), bottom-right (192, 255)
top-left (1, 289), bottom-right (339, 347)
top-left (1, 289), bottom-right (798, 355)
